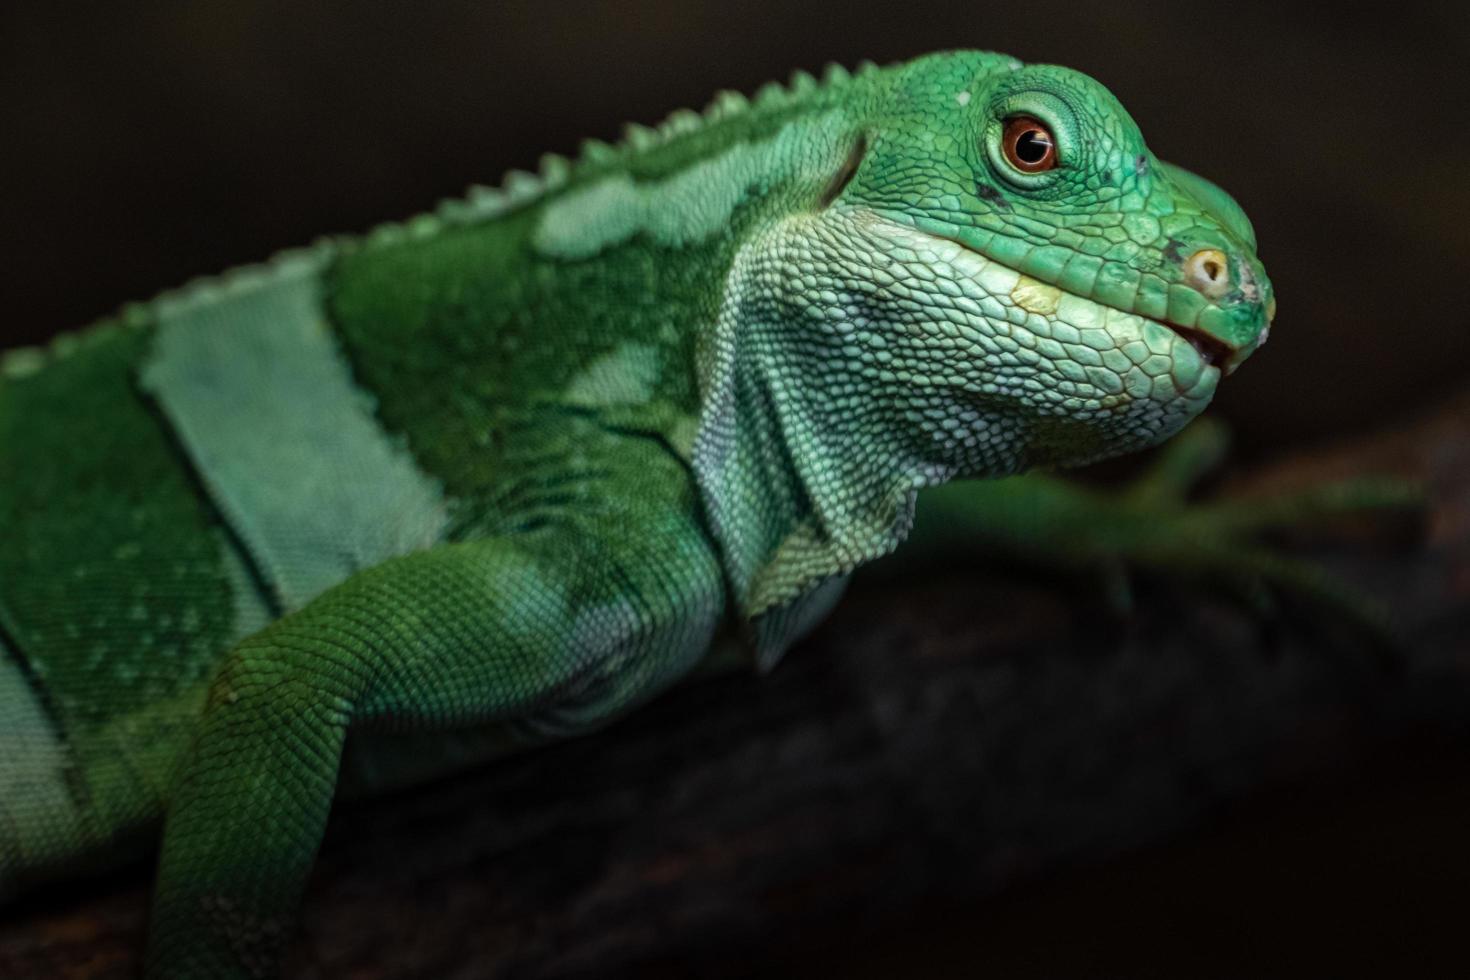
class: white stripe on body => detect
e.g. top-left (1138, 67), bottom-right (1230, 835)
top-left (141, 254), bottom-right (450, 612)
top-left (0, 635), bottom-right (83, 894)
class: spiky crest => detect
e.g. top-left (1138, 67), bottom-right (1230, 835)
top-left (412, 58), bottom-right (883, 233)
top-left (0, 59), bottom-right (884, 370)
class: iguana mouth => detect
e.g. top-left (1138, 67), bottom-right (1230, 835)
top-left (1162, 321), bottom-right (1233, 371)
top-left (913, 227), bottom-right (1241, 376)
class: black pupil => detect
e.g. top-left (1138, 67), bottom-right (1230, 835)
top-left (1016, 129), bottom-right (1051, 164)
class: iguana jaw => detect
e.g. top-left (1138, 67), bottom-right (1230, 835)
top-left (905, 220), bottom-right (1264, 382)
top-left (1163, 321), bottom-right (1234, 374)
top-left (916, 228), bottom-right (1246, 381)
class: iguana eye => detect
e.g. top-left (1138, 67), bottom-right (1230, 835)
top-left (1001, 116), bottom-right (1058, 173)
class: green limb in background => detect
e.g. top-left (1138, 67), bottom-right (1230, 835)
top-left (903, 418), bottom-right (1423, 643)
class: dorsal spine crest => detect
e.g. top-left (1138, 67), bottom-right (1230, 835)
top-left (405, 58), bottom-right (882, 234)
top-left (6, 58), bottom-right (885, 346)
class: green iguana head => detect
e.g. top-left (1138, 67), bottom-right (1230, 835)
top-left (695, 50), bottom-right (1276, 615)
top-left (759, 50), bottom-right (1274, 475)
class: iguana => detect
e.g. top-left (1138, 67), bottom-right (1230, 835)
top-left (0, 50), bottom-right (1391, 977)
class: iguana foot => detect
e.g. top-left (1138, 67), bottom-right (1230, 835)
top-left (906, 418), bottom-right (1424, 654)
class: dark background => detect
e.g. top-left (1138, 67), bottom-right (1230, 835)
top-left (4, 1), bottom-right (1470, 453)
top-left (3, 2), bottom-right (1468, 976)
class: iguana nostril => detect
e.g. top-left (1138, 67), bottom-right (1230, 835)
top-left (1185, 248), bottom-right (1230, 298)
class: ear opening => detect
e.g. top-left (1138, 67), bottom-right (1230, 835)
top-left (818, 133), bottom-right (868, 209)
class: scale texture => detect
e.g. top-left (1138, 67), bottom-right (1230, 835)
top-left (0, 50), bottom-right (1272, 977)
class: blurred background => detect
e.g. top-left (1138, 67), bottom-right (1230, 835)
top-left (3, 2), bottom-right (1468, 976)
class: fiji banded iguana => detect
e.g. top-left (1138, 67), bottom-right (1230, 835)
top-left (0, 50), bottom-right (1401, 977)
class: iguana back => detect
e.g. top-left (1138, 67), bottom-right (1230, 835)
top-left (0, 76), bottom-right (826, 888)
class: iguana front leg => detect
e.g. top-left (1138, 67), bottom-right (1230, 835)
top-left (145, 457), bottom-right (723, 979)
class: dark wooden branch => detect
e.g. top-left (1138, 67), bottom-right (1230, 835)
top-left (4, 393), bottom-right (1469, 979)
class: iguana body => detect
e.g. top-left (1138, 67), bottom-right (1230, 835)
top-left (0, 52), bottom-right (1272, 976)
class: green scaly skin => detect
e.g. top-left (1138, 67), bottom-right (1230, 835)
top-left (0, 52), bottom-right (1281, 976)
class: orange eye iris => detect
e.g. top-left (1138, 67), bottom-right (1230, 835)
top-left (1001, 116), bottom-right (1058, 173)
